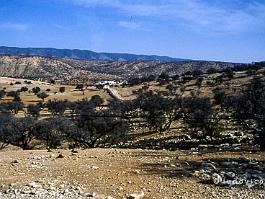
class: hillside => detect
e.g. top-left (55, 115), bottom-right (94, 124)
top-left (0, 46), bottom-right (189, 62)
top-left (0, 56), bottom-right (119, 82)
top-left (0, 55), bottom-right (239, 81)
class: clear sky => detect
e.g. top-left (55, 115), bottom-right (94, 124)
top-left (0, 0), bottom-right (265, 63)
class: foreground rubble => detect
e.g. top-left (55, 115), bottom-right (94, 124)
top-left (0, 148), bottom-right (264, 198)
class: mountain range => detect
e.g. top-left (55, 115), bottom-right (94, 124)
top-left (0, 46), bottom-right (189, 62)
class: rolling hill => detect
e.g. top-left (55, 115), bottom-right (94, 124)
top-left (0, 55), bottom-right (239, 82)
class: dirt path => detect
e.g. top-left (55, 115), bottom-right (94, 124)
top-left (105, 86), bottom-right (124, 101)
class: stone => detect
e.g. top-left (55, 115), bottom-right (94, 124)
top-left (220, 161), bottom-right (233, 167)
top-left (220, 143), bottom-right (230, 149)
top-left (127, 191), bottom-right (145, 199)
top-left (201, 162), bottom-right (217, 170)
top-left (91, 166), bottom-right (99, 170)
top-left (134, 170), bottom-right (140, 174)
top-left (225, 172), bottom-right (236, 179)
top-left (239, 157), bottom-right (251, 163)
top-left (201, 173), bottom-right (211, 181)
top-left (212, 173), bottom-right (223, 185)
top-left (57, 154), bottom-right (64, 158)
top-left (234, 131), bottom-right (243, 137)
top-left (12, 160), bottom-right (20, 164)
top-left (28, 182), bottom-right (41, 188)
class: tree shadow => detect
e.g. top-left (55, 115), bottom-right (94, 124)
top-left (128, 150), bottom-right (265, 189)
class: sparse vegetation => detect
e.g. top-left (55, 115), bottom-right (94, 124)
top-left (0, 61), bottom-right (264, 152)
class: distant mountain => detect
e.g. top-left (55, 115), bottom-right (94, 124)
top-left (0, 46), bottom-right (189, 62)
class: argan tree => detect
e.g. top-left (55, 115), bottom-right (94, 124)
top-left (37, 92), bottom-right (49, 102)
top-left (182, 96), bottom-right (222, 141)
top-left (223, 77), bottom-right (265, 150)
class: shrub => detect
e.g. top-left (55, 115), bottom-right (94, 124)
top-left (182, 96), bottom-right (223, 141)
top-left (37, 92), bottom-right (49, 102)
top-left (90, 95), bottom-right (104, 107)
top-left (27, 104), bottom-right (41, 118)
top-left (35, 117), bottom-right (71, 149)
top-left (46, 100), bottom-right (68, 115)
top-left (67, 113), bottom-right (129, 148)
top-left (0, 90), bottom-right (6, 99)
top-left (32, 87), bottom-right (41, 95)
top-left (223, 78), bottom-right (265, 150)
top-left (59, 86), bottom-right (65, 93)
top-left (6, 101), bottom-right (24, 114)
top-left (20, 86), bottom-right (28, 92)
top-left (0, 116), bottom-right (37, 150)
top-left (0, 114), bottom-right (13, 149)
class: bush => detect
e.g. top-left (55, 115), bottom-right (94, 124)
top-left (32, 87), bottom-right (41, 95)
top-left (67, 113), bottom-right (129, 148)
top-left (0, 90), bottom-right (6, 99)
top-left (223, 67), bottom-right (234, 79)
top-left (76, 84), bottom-right (84, 95)
top-left (213, 88), bottom-right (226, 105)
top-left (76, 84), bottom-right (84, 90)
top-left (90, 95), bottom-right (104, 107)
top-left (59, 86), bottom-right (65, 93)
top-left (6, 91), bottom-right (18, 97)
top-left (207, 68), bottom-right (219, 74)
top-left (0, 116), bottom-right (37, 150)
top-left (27, 104), bottom-right (41, 118)
top-left (20, 86), bottom-right (28, 92)
top-left (0, 114), bottom-right (13, 149)
top-left (37, 92), bottom-right (49, 102)
top-left (35, 117), bottom-right (71, 149)
top-left (6, 101), bottom-right (24, 114)
top-left (223, 78), bottom-right (265, 150)
top-left (13, 94), bottom-right (21, 102)
top-left (46, 100), bottom-right (68, 115)
top-left (134, 90), bottom-right (181, 132)
top-left (182, 96), bottom-right (222, 141)
top-left (49, 79), bottom-right (55, 84)
top-left (65, 98), bottom-right (129, 148)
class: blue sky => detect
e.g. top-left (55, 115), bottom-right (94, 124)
top-left (0, 0), bottom-right (265, 62)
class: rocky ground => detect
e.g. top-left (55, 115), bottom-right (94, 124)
top-left (0, 148), bottom-right (264, 199)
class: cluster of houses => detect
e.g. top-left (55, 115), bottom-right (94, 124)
top-left (95, 80), bottom-right (127, 87)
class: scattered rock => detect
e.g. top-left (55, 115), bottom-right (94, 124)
top-left (12, 159), bottom-right (20, 164)
top-left (212, 173), bottom-right (222, 184)
top-left (127, 191), bottom-right (145, 199)
top-left (57, 154), bottom-right (64, 158)
top-left (90, 166), bottom-right (99, 170)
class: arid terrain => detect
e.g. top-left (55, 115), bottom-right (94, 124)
top-left (1, 0), bottom-right (265, 198)
top-left (0, 55), bottom-right (238, 82)
top-left (0, 148), bottom-right (264, 199)
top-left (0, 56), bottom-right (265, 198)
